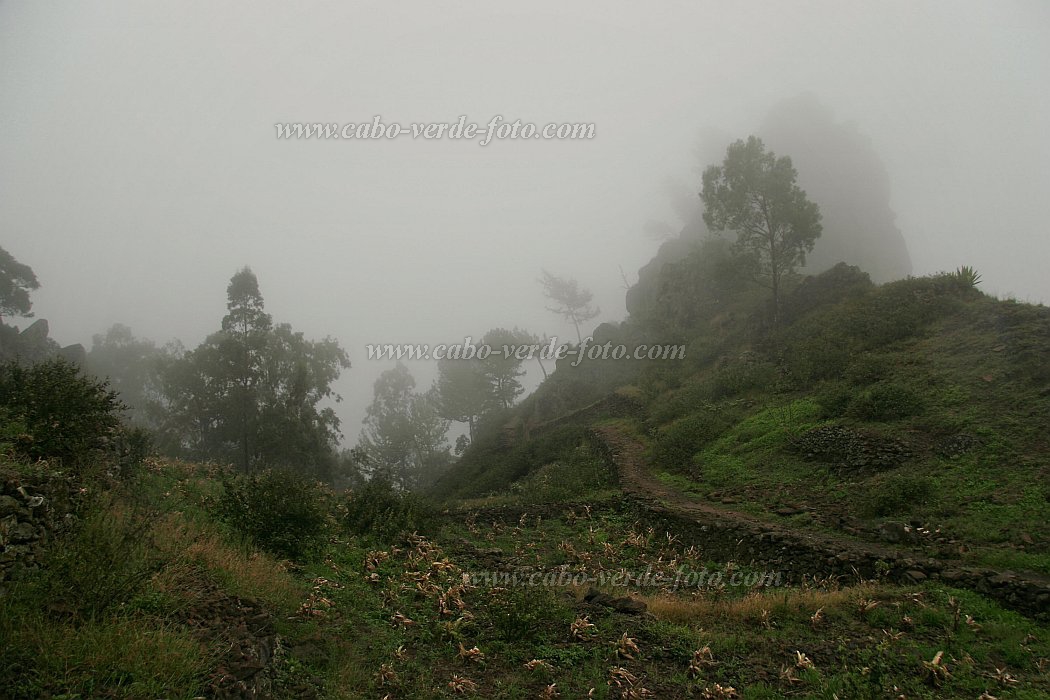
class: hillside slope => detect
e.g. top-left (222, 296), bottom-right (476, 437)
top-left (436, 264), bottom-right (1050, 586)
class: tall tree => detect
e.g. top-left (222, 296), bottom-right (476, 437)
top-left (479, 327), bottom-right (529, 409)
top-left (700, 135), bottom-right (822, 324)
top-left (0, 245), bottom-right (40, 322)
top-left (435, 356), bottom-right (491, 441)
top-left (360, 363), bottom-right (449, 490)
top-left (220, 268), bottom-right (272, 471)
top-left (159, 268), bottom-right (348, 478)
top-left (254, 323), bottom-right (349, 480)
top-left (539, 270), bottom-right (600, 344)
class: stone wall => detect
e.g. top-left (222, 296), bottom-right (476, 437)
top-left (0, 465), bottom-right (82, 592)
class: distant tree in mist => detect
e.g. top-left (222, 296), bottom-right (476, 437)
top-left (221, 268), bottom-right (273, 472)
top-left (701, 136), bottom-right (822, 324)
top-left (479, 327), bottom-right (531, 409)
top-left (539, 270), bottom-right (599, 344)
top-left (87, 324), bottom-right (172, 428)
top-left (360, 362), bottom-right (449, 490)
top-left (159, 267), bottom-right (349, 479)
top-left (0, 245), bottom-right (40, 322)
top-left (434, 326), bottom-right (537, 449)
top-left (435, 356), bottom-right (491, 441)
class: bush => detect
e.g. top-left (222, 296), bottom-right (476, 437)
top-left (485, 584), bottom-right (573, 643)
top-left (0, 359), bottom-right (125, 470)
top-left (510, 443), bottom-right (616, 502)
top-left (813, 381), bottom-right (852, 418)
top-left (847, 382), bottom-right (926, 421)
top-left (218, 468), bottom-right (330, 559)
top-left (343, 477), bottom-right (433, 542)
top-left (650, 411), bottom-right (730, 472)
top-left (860, 472), bottom-right (934, 517)
top-left (782, 330), bottom-right (856, 384)
top-left (705, 355), bottom-right (777, 399)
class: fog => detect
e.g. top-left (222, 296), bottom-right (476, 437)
top-left (2, 1), bottom-right (1048, 440)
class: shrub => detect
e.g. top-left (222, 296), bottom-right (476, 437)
top-left (847, 382), bottom-right (926, 421)
top-left (949, 265), bottom-right (982, 291)
top-left (782, 330), bottom-right (856, 384)
top-left (218, 468), bottom-right (330, 560)
top-left (813, 381), bottom-right (852, 418)
top-left (650, 411), bottom-right (730, 472)
top-left (705, 355), bottom-right (777, 399)
top-left (860, 472), bottom-right (934, 518)
top-left (510, 443), bottom-right (616, 502)
top-left (343, 477), bottom-right (433, 542)
top-left (485, 584), bottom-right (573, 643)
top-left (0, 359), bottom-right (125, 470)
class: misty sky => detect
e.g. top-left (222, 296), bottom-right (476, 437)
top-left (2, 1), bottom-right (1048, 440)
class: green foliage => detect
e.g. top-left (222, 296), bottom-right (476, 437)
top-left (950, 265), bottom-right (982, 290)
top-left (539, 270), bottom-right (600, 343)
top-left (217, 467), bottom-right (330, 559)
top-left (650, 410), bottom-right (730, 472)
top-left (783, 329), bottom-right (857, 384)
top-left (991, 299), bottom-right (1050, 383)
top-left (0, 612), bottom-right (207, 700)
top-left (432, 423), bottom-right (590, 500)
top-left (0, 359), bottom-right (125, 469)
top-left (705, 355), bottom-right (777, 399)
top-left (813, 381), bottom-right (854, 418)
top-left (38, 497), bottom-right (157, 619)
top-left (485, 584), bottom-right (573, 643)
top-left (701, 135), bottom-right (823, 320)
top-left (509, 442), bottom-right (616, 502)
top-left (847, 382), bottom-right (927, 421)
top-left (860, 471), bottom-right (934, 517)
top-left (778, 262), bottom-right (874, 325)
top-left (0, 245), bottom-right (40, 319)
top-left (343, 477), bottom-right (434, 541)
top-left (158, 269), bottom-right (349, 478)
top-left (86, 324), bottom-right (172, 430)
top-left (360, 363), bottom-right (450, 491)
top-left (630, 237), bottom-right (756, 337)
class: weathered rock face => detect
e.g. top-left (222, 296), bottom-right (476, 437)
top-left (759, 93), bottom-right (913, 284)
top-left (56, 343), bottom-right (86, 365)
top-left (627, 94), bottom-right (913, 328)
top-left (0, 317), bottom-right (81, 365)
top-left (19, 318), bottom-right (49, 346)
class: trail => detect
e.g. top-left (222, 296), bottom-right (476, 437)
top-left (588, 424), bottom-right (1050, 619)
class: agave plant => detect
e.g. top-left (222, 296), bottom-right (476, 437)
top-left (952, 265), bottom-right (982, 290)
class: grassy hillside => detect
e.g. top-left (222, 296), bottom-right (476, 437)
top-left (437, 265), bottom-right (1050, 576)
top-left (4, 262), bottom-right (1050, 698)
top-left (5, 446), bottom-right (1048, 698)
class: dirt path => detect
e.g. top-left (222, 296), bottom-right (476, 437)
top-left (589, 424), bottom-right (1050, 619)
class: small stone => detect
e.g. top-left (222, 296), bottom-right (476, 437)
top-left (609, 597), bottom-right (647, 615)
top-left (0, 496), bottom-right (21, 516)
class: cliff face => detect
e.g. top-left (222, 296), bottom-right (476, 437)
top-left (0, 318), bottom-right (85, 365)
top-left (629, 95), bottom-right (912, 321)
top-left (759, 93), bottom-right (913, 283)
